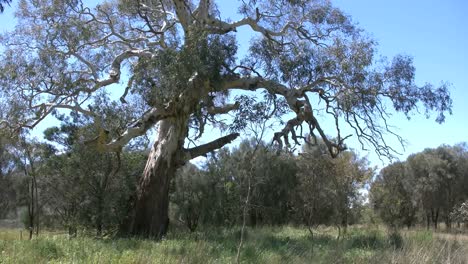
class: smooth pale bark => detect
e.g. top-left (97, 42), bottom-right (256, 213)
top-left (120, 108), bottom-right (240, 238)
top-left (123, 117), bottom-right (188, 238)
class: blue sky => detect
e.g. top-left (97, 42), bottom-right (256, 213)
top-left (217, 0), bottom-right (468, 166)
top-left (331, 0), bottom-right (468, 165)
top-left (1, 0), bottom-right (467, 168)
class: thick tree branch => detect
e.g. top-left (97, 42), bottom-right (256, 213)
top-left (222, 76), bottom-right (331, 98)
top-left (101, 106), bottom-right (174, 152)
top-left (95, 49), bottom-right (153, 89)
top-left (222, 76), bottom-right (290, 96)
top-left (194, 0), bottom-right (210, 20)
top-left (205, 16), bottom-right (296, 36)
top-left (206, 102), bottom-right (240, 115)
top-left (184, 132), bottom-right (240, 160)
top-left (223, 75), bottom-right (348, 156)
top-left (173, 0), bottom-right (192, 32)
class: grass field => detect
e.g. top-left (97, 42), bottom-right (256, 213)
top-left (1, 226), bottom-right (467, 263)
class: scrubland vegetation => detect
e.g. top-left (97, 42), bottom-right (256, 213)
top-left (1, 137), bottom-right (468, 263)
top-left (1, 226), bottom-right (467, 263)
top-left (0, 0), bottom-right (466, 263)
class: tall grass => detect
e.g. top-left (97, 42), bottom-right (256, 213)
top-left (371, 230), bottom-right (468, 264)
top-left (0, 226), bottom-right (467, 263)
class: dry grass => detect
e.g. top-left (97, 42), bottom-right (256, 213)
top-left (0, 226), bottom-right (467, 263)
top-left (372, 230), bottom-right (468, 264)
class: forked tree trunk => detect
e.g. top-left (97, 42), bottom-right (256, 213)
top-left (123, 118), bottom-right (188, 238)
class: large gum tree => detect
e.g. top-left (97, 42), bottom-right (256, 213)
top-left (0, 0), bottom-right (452, 238)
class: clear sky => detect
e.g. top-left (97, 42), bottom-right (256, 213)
top-left (1, 0), bottom-right (467, 168)
top-left (331, 0), bottom-right (468, 165)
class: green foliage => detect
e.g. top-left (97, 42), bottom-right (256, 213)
top-left (0, 0), bottom-right (453, 162)
top-left (170, 138), bottom-right (372, 231)
top-left (346, 229), bottom-right (385, 250)
top-left (295, 142), bottom-right (372, 231)
top-left (451, 201), bottom-right (468, 223)
top-left (0, 135), bottom-right (16, 219)
top-left (133, 32), bottom-right (237, 107)
top-left (172, 139), bottom-right (298, 228)
top-left (371, 143), bottom-right (468, 230)
top-left (18, 121), bottom-right (146, 236)
top-left (410, 230), bottom-right (433, 245)
top-left (387, 231), bottom-right (403, 249)
top-left (370, 162), bottom-right (417, 228)
top-left (171, 164), bottom-right (206, 231)
top-left (34, 239), bottom-right (64, 260)
top-left (0, 0), bottom-right (456, 239)
top-left (40, 145), bottom-right (145, 235)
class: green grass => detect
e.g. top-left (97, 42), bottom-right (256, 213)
top-left (1, 226), bottom-right (467, 263)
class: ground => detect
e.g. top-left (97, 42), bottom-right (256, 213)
top-left (0, 226), bottom-right (467, 263)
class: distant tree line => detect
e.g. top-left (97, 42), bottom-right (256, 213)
top-left (170, 139), bottom-right (372, 237)
top-left (1, 127), bottom-right (372, 237)
top-left (2, 120), bottom-right (467, 237)
top-left (370, 143), bottom-right (468, 230)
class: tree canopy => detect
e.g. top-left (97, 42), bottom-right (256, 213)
top-left (0, 0), bottom-right (451, 158)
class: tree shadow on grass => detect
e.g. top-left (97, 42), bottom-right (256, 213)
top-left (187, 227), bottom-right (339, 262)
top-left (99, 237), bottom-right (147, 251)
top-left (345, 231), bottom-right (387, 250)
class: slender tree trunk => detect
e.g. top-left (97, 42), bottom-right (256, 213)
top-left (68, 225), bottom-right (77, 238)
top-left (28, 178), bottom-right (34, 240)
top-left (96, 194), bottom-right (103, 237)
top-left (445, 215), bottom-right (451, 230)
top-left (236, 167), bottom-right (252, 264)
top-left (249, 210), bottom-right (257, 227)
top-left (426, 212), bottom-right (430, 230)
top-left (122, 118), bottom-right (187, 238)
top-left (307, 223), bottom-right (314, 239)
top-left (336, 224), bottom-right (341, 241)
top-left (342, 206), bottom-right (348, 234)
top-left (431, 208), bottom-right (439, 230)
top-left (33, 174), bottom-right (39, 236)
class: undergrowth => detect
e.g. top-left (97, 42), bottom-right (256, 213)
top-left (0, 226), bottom-right (467, 263)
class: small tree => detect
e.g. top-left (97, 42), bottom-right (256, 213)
top-left (295, 143), bottom-right (336, 237)
top-left (450, 201), bottom-right (468, 228)
top-left (297, 142), bottom-right (371, 237)
top-left (0, 132), bottom-right (17, 219)
top-left (332, 151), bottom-right (372, 233)
top-left (171, 163), bottom-right (205, 232)
top-left (41, 120), bottom-right (145, 236)
top-left (9, 137), bottom-right (54, 239)
top-left (370, 162), bottom-right (417, 229)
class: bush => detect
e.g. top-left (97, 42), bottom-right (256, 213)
top-left (388, 231), bottom-right (403, 249)
top-left (347, 229), bottom-right (385, 250)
